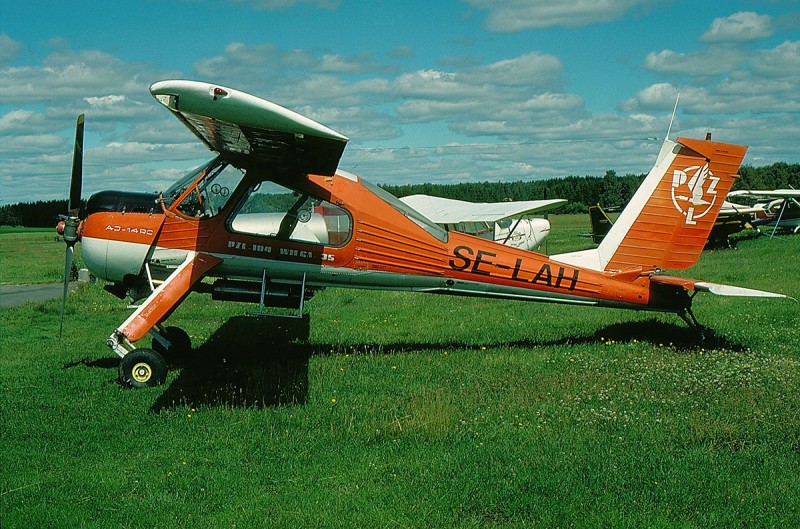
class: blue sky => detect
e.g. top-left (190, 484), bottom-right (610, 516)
top-left (2, 0), bottom-right (799, 205)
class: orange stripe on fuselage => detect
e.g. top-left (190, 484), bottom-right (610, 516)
top-left (81, 210), bottom-right (164, 245)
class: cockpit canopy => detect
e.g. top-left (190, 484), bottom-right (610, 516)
top-left (164, 156), bottom-right (245, 218)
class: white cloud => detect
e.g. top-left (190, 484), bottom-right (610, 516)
top-left (460, 52), bottom-right (564, 88)
top-left (193, 43), bottom-right (385, 95)
top-left (0, 133), bottom-right (66, 156)
top-left (751, 39), bottom-right (800, 76)
top-left (644, 47), bottom-right (745, 77)
top-left (318, 53), bottom-right (381, 74)
top-left (0, 49), bottom-right (163, 105)
top-left (628, 39), bottom-right (800, 118)
top-left (0, 34), bottom-right (23, 65)
top-left (701, 11), bottom-right (774, 43)
top-left (82, 95), bottom-right (153, 119)
top-left (296, 104), bottom-right (401, 141)
top-left (621, 82), bottom-right (686, 112)
top-left (394, 70), bottom-right (468, 99)
top-left (464, 0), bottom-right (663, 31)
top-left (396, 98), bottom-right (488, 123)
top-left (0, 110), bottom-right (39, 132)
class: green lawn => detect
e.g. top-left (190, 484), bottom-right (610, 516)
top-left (0, 227), bottom-right (84, 285)
top-left (1, 222), bottom-right (798, 528)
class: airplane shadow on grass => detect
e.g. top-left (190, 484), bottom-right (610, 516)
top-left (64, 315), bottom-right (748, 413)
top-left (151, 315), bottom-right (312, 412)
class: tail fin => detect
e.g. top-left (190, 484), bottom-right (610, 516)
top-left (553, 136), bottom-right (748, 272)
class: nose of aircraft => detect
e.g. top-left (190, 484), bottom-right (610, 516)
top-left (512, 218), bottom-right (551, 251)
top-left (56, 219), bottom-right (84, 239)
top-left (79, 190), bottom-right (164, 283)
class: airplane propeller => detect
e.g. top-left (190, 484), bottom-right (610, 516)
top-left (59, 114), bottom-right (84, 337)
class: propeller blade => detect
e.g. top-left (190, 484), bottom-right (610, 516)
top-left (60, 114), bottom-right (85, 338)
top-left (69, 114), bottom-right (84, 215)
top-left (59, 245), bottom-right (74, 337)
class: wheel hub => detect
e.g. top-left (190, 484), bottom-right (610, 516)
top-left (131, 362), bottom-right (153, 383)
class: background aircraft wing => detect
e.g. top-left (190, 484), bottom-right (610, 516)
top-left (728, 189), bottom-right (800, 199)
top-left (150, 80), bottom-right (349, 176)
top-left (719, 200), bottom-right (765, 216)
top-left (399, 194), bottom-right (566, 223)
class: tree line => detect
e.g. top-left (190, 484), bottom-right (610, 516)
top-left (382, 170), bottom-right (643, 214)
top-left (2, 162), bottom-right (798, 227)
top-left (381, 162), bottom-right (800, 214)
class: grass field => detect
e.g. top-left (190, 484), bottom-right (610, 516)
top-left (0, 227), bottom-right (86, 285)
top-left (1, 219), bottom-right (799, 528)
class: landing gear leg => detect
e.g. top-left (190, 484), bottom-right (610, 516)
top-left (105, 252), bottom-right (222, 389)
top-left (678, 307), bottom-right (707, 342)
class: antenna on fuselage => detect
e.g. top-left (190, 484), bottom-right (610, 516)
top-left (666, 93), bottom-right (680, 141)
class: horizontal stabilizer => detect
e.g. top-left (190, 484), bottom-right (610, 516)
top-left (650, 274), bottom-right (788, 299)
top-left (694, 282), bottom-right (788, 298)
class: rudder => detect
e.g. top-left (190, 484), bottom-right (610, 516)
top-left (553, 136), bottom-right (747, 272)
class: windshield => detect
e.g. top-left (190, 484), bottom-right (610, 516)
top-left (164, 157), bottom-right (246, 218)
top-left (361, 179), bottom-right (448, 243)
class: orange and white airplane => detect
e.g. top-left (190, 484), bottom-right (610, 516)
top-left (58, 80), bottom-right (786, 388)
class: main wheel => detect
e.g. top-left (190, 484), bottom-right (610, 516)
top-left (119, 348), bottom-right (168, 388)
top-left (152, 326), bottom-right (192, 364)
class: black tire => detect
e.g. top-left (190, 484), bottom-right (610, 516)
top-left (152, 326), bottom-right (192, 362)
top-left (119, 348), bottom-right (168, 388)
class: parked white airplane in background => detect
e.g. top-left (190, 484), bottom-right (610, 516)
top-left (399, 195), bottom-right (566, 251)
top-left (727, 189), bottom-right (800, 235)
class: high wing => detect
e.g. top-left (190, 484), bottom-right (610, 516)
top-left (728, 189), bottom-right (800, 199)
top-left (150, 80), bottom-right (349, 176)
top-left (719, 200), bottom-right (766, 216)
top-left (399, 194), bottom-right (566, 224)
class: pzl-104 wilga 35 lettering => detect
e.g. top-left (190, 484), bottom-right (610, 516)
top-left (57, 80), bottom-right (787, 388)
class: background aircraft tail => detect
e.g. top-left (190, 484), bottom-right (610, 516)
top-left (553, 136), bottom-right (748, 272)
top-left (587, 205), bottom-right (614, 244)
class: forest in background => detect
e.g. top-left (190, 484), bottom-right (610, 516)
top-left (2, 162), bottom-right (798, 227)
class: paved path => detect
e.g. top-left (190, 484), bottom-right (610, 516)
top-left (0, 283), bottom-right (77, 308)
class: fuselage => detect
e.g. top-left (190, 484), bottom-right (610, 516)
top-left (79, 159), bottom-right (685, 317)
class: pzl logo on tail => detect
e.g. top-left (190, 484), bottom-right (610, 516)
top-left (671, 163), bottom-right (719, 225)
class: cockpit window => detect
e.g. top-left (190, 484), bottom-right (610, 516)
top-left (229, 180), bottom-right (352, 247)
top-left (164, 157), bottom-right (245, 218)
top-left (360, 179), bottom-right (448, 243)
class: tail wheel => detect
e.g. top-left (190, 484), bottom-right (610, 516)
top-left (119, 348), bottom-right (168, 388)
